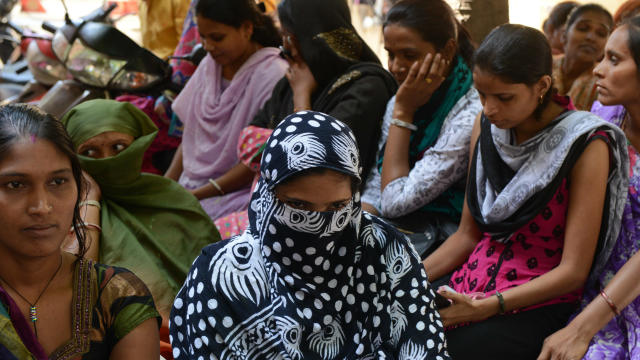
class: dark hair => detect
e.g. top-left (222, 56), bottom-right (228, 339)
top-left (474, 24), bottom-right (553, 118)
top-left (622, 16), bottom-right (640, 77)
top-left (0, 104), bottom-right (87, 258)
top-left (544, 1), bottom-right (579, 32)
top-left (383, 0), bottom-right (475, 67)
top-left (615, 0), bottom-right (640, 26)
top-left (566, 3), bottom-right (614, 32)
top-left (277, 167), bottom-right (360, 195)
top-left (195, 0), bottom-right (281, 48)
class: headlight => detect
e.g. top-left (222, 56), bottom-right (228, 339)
top-left (110, 70), bottom-right (161, 90)
top-left (65, 38), bottom-right (126, 87)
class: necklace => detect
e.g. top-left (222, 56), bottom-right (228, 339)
top-left (0, 253), bottom-right (63, 338)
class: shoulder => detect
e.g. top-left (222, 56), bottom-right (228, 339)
top-left (327, 62), bottom-right (396, 96)
top-left (91, 261), bottom-right (161, 339)
top-left (361, 213), bottom-right (420, 262)
top-left (444, 88), bottom-right (482, 128)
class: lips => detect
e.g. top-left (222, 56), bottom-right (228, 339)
top-left (22, 224), bottom-right (57, 237)
top-left (578, 44), bottom-right (597, 54)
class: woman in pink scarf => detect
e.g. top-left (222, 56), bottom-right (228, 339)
top-left (165, 0), bottom-right (287, 220)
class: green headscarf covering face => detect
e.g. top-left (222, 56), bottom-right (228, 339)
top-left (62, 99), bottom-right (158, 185)
top-left (61, 99), bottom-right (220, 319)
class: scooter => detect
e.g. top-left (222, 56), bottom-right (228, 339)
top-left (0, 3), bottom-right (120, 104)
top-left (38, 2), bottom-right (176, 119)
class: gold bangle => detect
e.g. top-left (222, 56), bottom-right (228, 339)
top-left (79, 200), bottom-right (101, 210)
top-left (208, 179), bottom-right (225, 195)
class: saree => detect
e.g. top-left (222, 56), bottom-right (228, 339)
top-left (170, 111), bottom-right (450, 359)
top-left (581, 104), bottom-right (640, 359)
top-left (173, 48), bottom-right (287, 220)
top-left (61, 99), bottom-right (220, 320)
top-left (0, 259), bottom-right (160, 359)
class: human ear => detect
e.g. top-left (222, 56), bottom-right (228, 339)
top-left (241, 20), bottom-right (254, 40)
top-left (443, 38), bottom-right (457, 62)
top-left (536, 75), bottom-right (552, 97)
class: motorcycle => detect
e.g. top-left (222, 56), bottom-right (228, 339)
top-left (0, 3), bottom-right (120, 104)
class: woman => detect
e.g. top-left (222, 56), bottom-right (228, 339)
top-left (539, 16), bottom-right (640, 360)
top-left (170, 112), bottom-right (450, 359)
top-left (0, 104), bottom-right (160, 359)
top-left (164, 0), bottom-right (287, 221)
top-left (361, 0), bottom-right (481, 257)
top-left (60, 100), bottom-right (219, 342)
top-left (542, 1), bottom-right (579, 56)
top-left (422, 24), bottom-right (628, 359)
top-left (552, 4), bottom-right (613, 110)
top-left (212, 0), bottom-right (397, 240)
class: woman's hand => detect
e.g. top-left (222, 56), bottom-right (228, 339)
top-left (394, 53), bottom-right (448, 118)
top-left (284, 41), bottom-right (317, 111)
top-left (537, 324), bottom-right (591, 360)
top-left (286, 60), bottom-right (318, 100)
top-left (437, 289), bottom-right (498, 327)
top-left (83, 171), bottom-right (101, 201)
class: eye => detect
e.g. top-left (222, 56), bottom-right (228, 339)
top-left (80, 147), bottom-right (97, 158)
top-left (609, 55), bottom-right (619, 65)
top-left (113, 143), bottom-right (128, 153)
top-left (498, 95), bottom-right (513, 102)
top-left (328, 201), bottom-right (349, 211)
top-left (286, 200), bottom-right (308, 210)
top-left (50, 177), bottom-right (69, 186)
top-left (5, 180), bottom-right (24, 189)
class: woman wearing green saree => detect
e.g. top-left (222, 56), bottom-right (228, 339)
top-left (60, 99), bottom-right (220, 328)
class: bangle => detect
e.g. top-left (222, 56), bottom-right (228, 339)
top-left (600, 290), bottom-right (620, 316)
top-left (495, 291), bottom-right (506, 314)
top-left (208, 179), bottom-right (225, 195)
top-left (79, 200), bottom-right (101, 210)
top-left (390, 118), bottom-right (418, 131)
top-left (71, 222), bottom-right (102, 233)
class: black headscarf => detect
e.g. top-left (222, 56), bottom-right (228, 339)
top-left (278, 0), bottom-right (381, 86)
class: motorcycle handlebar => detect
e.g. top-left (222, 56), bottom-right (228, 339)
top-left (41, 21), bottom-right (57, 34)
top-left (81, 2), bottom-right (118, 22)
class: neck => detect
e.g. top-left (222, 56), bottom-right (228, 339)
top-left (222, 42), bottom-right (262, 80)
top-left (561, 55), bottom-right (593, 84)
top-left (0, 251), bottom-right (64, 291)
top-left (624, 102), bottom-right (640, 148)
top-left (513, 101), bottom-right (565, 144)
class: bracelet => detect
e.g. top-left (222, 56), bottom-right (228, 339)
top-left (600, 290), bottom-right (620, 316)
top-left (390, 118), bottom-right (418, 131)
top-left (495, 291), bottom-right (506, 314)
top-left (79, 200), bottom-right (101, 210)
top-left (208, 179), bottom-right (225, 195)
top-left (71, 222), bottom-right (102, 233)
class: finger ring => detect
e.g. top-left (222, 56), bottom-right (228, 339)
top-left (425, 78), bottom-right (433, 84)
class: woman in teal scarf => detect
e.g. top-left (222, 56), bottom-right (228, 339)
top-left (361, 0), bottom-right (482, 258)
top-left (60, 99), bottom-right (220, 326)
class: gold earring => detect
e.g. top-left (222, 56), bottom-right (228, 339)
top-left (539, 94), bottom-right (544, 104)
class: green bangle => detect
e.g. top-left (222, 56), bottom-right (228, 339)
top-left (495, 291), bottom-right (506, 314)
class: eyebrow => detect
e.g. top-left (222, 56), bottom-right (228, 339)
top-left (606, 49), bottom-right (624, 58)
top-left (0, 169), bottom-right (73, 177)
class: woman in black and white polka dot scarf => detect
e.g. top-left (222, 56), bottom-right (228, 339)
top-left (169, 111), bottom-right (450, 359)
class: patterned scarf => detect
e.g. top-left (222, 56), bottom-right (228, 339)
top-left (169, 112), bottom-right (450, 359)
top-left (378, 56), bottom-right (472, 218)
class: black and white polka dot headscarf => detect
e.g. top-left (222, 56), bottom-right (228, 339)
top-left (170, 111), bottom-right (450, 359)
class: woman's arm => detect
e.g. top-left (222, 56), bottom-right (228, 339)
top-left (164, 143), bottom-right (183, 181)
top-left (190, 163), bottom-right (255, 200)
top-left (537, 248), bottom-right (640, 360)
top-left (439, 138), bottom-right (611, 326)
top-left (381, 53), bottom-right (448, 190)
top-left (108, 318), bottom-right (160, 360)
